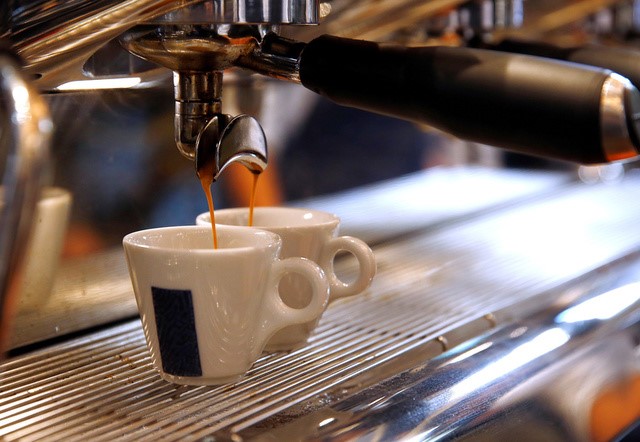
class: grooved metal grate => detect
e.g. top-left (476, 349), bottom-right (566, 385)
top-left (2, 172), bottom-right (640, 441)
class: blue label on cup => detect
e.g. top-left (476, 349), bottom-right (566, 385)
top-left (151, 287), bottom-right (202, 377)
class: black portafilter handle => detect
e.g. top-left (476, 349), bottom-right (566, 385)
top-left (298, 35), bottom-right (640, 164)
top-left (486, 38), bottom-right (640, 92)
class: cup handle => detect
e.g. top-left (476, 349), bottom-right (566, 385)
top-left (321, 236), bottom-right (376, 300)
top-left (257, 257), bottom-right (330, 345)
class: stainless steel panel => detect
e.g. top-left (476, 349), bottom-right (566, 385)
top-left (260, 277), bottom-right (640, 441)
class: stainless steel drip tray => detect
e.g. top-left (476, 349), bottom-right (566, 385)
top-left (3, 170), bottom-right (640, 441)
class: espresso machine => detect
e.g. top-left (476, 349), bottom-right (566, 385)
top-left (3, 1), bottom-right (640, 440)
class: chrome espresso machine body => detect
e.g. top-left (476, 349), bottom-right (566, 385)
top-left (3, 1), bottom-right (640, 441)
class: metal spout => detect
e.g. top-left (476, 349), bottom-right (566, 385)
top-left (120, 24), bottom-right (268, 159)
top-left (174, 70), bottom-right (224, 159)
top-left (196, 114), bottom-right (268, 181)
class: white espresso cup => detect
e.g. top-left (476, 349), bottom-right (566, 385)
top-left (123, 225), bottom-right (329, 385)
top-left (196, 207), bottom-right (376, 350)
top-left (2, 187), bottom-right (73, 311)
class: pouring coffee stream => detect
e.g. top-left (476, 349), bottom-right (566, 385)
top-left (196, 114), bottom-right (268, 248)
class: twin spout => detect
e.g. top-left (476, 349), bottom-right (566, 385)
top-left (195, 113), bottom-right (268, 182)
top-left (119, 26), bottom-right (277, 181)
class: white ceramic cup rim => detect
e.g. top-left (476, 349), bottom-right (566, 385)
top-left (196, 207), bottom-right (340, 231)
top-left (123, 225), bottom-right (281, 254)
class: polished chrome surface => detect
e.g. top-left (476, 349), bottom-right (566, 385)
top-left (214, 114), bottom-right (268, 176)
top-left (174, 71), bottom-right (223, 159)
top-left (7, 0), bottom-right (633, 91)
top-left (10, 0), bottom-right (205, 91)
top-left (263, 279), bottom-right (640, 441)
top-left (600, 73), bottom-right (640, 162)
top-left (2, 170), bottom-right (640, 440)
top-left (0, 53), bottom-right (52, 353)
top-left (120, 24), bottom-right (268, 72)
top-left (148, 0), bottom-right (319, 24)
top-left (120, 26), bottom-right (303, 160)
top-left (196, 113), bottom-right (268, 179)
top-left (8, 0), bottom-right (317, 91)
top-left (7, 0), bottom-right (535, 93)
top-left (235, 33), bottom-right (304, 82)
top-left (121, 25), bottom-right (271, 159)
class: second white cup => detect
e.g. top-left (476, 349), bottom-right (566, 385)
top-left (197, 207), bottom-right (376, 350)
top-left (6, 187), bottom-right (73, 311)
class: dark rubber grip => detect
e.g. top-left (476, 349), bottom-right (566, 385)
top-left (299, 35), bottom-right (617, 164)
top-left (491, 39), bottom-right (640, 91)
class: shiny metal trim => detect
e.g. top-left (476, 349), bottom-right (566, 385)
top-left (214, 114), bottom-right (268, 176)
top-left (0, 54), bottom-right (52, 354)
top-left (600, 73), bottom-right (640, 162)
top-left (174, 71), bottom-right (223, 159)
top-left (258, 279), bottom-right (640, 441)
top-left (237, 33), bottom-right (304, 82)
top-left (10, 1), bottom-right (318, 91)
top-left (12, 0), bottom-right (206, 90)
top-left (291, 0), bottom-right (469, 42)
top-left (195, 113), bottom-right (268, 180)
top-left (150, 0), bottom-right (319, 24)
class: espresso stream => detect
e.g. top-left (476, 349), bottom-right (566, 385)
top-left (248, 172), bottom-right (259, 227)
top-left (198, 153), bottom-right (219, 249)
top-left (199, 170), bottom-right (261, 249)
top-left (200, 174), bottom-right (218, 249)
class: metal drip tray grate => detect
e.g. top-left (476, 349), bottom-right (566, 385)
top-left (0, 278), bottom-right (494, 441)
top-left (3, 172), bottom-right (640, 441)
